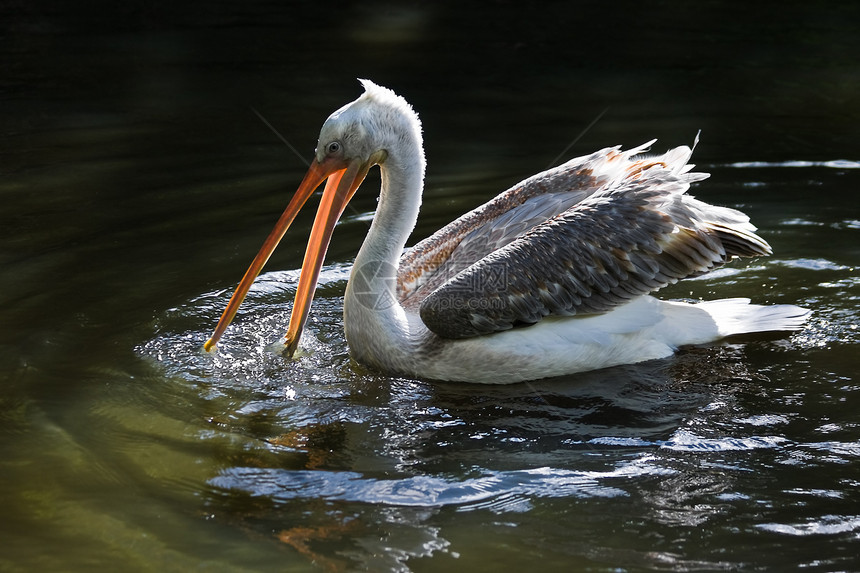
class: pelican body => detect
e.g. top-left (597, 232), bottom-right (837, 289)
top-left (205, 81), bottom-right (807, 383)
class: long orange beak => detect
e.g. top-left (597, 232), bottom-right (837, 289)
top-left (204, 155), bottom-right (371, 355)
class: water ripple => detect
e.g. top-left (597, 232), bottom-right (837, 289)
top-left (778, 258), bottom-right (849, 271)
top-left (138, 263), bottom-right (358, 393)
top-left (209, 458), bottom-right (674, 511)
top-left (568, 430), bottom-right (791, 453)
top-left (757, 515), bottom-right (860, 536)
top-left (804, 441), bottom-right (860, 459)
top-left (723, 160), bottom-right (860, 169)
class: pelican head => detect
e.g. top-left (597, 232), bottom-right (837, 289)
top-left (317, 79), bottom-right (423, 168)
top-left (204, 80), bottom-right (421, 356)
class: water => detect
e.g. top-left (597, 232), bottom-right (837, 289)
top-left (2, 2), bottom-right (859, 571)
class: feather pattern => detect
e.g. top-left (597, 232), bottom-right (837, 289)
top-left (403, 140), bottom-right (772, 339)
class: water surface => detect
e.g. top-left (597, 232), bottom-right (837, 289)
top-left (2, 3), bottom-right (859, 571)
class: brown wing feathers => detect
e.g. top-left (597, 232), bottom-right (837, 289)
top-left (418, 161), bottom-right (771, 339)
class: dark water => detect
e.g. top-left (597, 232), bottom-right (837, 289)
top-left (2, 2), bottom-right (859, 571)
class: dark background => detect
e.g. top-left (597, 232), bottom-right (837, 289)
top-left (1, 2), bottom-right (859, 570)
top-left (3, 0), bottom-right (857, 337)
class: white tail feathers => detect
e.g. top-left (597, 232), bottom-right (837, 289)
top-left (698, 298), bottom-right (811, 337)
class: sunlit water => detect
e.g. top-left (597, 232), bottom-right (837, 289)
top-left (134, 190), bottom-right (859, 570)
top-left (3, 3), bottom-right (860, 572)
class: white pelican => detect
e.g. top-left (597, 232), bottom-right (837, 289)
top-left (204, 80), bottom-right (808, 384)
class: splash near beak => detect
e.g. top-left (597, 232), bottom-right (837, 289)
top-left (204, 156), bottom-right (371, 355)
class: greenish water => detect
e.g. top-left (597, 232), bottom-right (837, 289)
top-left (2, 3), bottom-right (859, 571)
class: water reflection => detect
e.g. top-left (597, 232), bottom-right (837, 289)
top-left (136, 252), bottom-right (838, 569)
top-left (2, 121), bottom-right (853, 568)
top-left (4, 1), bottom-right (860, 566)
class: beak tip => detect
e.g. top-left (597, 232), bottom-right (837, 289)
top-left (283, 336), bottom-right (299, 359)
top-left (203, 338), bottom-right (216, 352)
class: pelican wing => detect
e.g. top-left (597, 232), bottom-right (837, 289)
top-left (406, 140), bottom-right (772, 339)
top-left (397, 158), bottom-right (605, 308)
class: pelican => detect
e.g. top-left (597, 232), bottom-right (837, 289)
top-left (204, 80), bottom-right (807, 384)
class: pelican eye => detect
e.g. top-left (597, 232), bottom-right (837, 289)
top-left (326, 141), bottom-right (341, 154)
